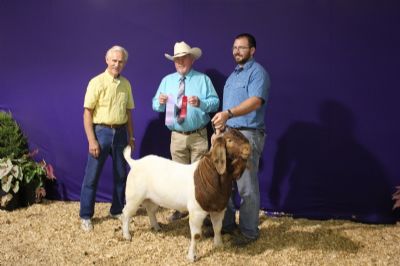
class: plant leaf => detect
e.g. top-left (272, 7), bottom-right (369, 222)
top-left (12, 180), bottom-right (19, 193)
top-left (1, 174), bottom-right (12, 192)
top-left (0, 158), bottom-right (13, 178)
top-left (1, 193), bottom-right (13, 207)
top-left (11, 165), bottom-right (23, 180)
top-left (45, 164), bottom-right (56, 179)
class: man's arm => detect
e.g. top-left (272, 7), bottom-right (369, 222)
top-left (126, 109), bottom-right (135, 149)
top-left (152, 78), bottom-right (168, 112)
top-left (196, 76), bottom-right (220, 113)
top-left (211, 96), bottom-right (263, 130)
top-left (83, 108), bottom-right (100, 158)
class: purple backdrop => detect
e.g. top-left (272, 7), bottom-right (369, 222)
top-left (1, 0), bottom-right (399, 223)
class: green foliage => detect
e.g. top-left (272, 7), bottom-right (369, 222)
top-left (0, 112), bottom-right (29, 159)
top-left (19, 156), bottom-right (47, 188)
top-left (0, 153), bottom-right (53, 208)
top-left (0, 111), bottom-right (56, 208)
top-left (0, 155), bottom-right (47, 194)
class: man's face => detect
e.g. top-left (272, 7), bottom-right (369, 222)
top-left (174, 54), bottom-right (194, 76)
top-left (106, 51), bottom-right (126, 77)
top-left (232, 37), bottom-right (254, 66)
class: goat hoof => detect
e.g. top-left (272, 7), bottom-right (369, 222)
top-left (122, 234), bottom-right (132, 241)
top-left (153, 225), bottom-right (161, 232)
top-left (213, 241), bottom-right (223, 248)
top-left (187, 255), bottom-right (196, 262)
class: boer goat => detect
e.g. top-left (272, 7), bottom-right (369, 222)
top-left (121, 128), bottom-right (251, 262)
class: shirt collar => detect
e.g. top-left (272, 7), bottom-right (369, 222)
top-left (104, 70), bottom-right (120, 82)
top-left (235, 58), bottom-right (255, 72)
top-left (177, 68), bottom-right (194, 81)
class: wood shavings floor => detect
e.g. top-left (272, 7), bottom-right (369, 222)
top-left (1, 200), bottom-right (399, 265)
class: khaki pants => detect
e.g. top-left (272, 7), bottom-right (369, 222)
top-left (170, 127), bottom-right (208, 164)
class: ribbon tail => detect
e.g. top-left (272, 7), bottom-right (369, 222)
top-left (165, 94), bottom-right (175, 126)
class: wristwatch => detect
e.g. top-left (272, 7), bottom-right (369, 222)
top-left (227, 109), bottom-right (234, 119)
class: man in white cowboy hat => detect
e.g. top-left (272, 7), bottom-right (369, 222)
top-left (152, 41), bottom-right (219, 221)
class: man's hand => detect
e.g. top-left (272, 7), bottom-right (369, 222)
top-left (188, 96), bottom-right (200, 107)
top-left (211, 111), bottom-right (229, 130)
top-left (129, 138), bottom-right (135, 150)
top-left (89, 140), bottom-right (100, 158)
top-left (159, 93), bottom-right (168, 105)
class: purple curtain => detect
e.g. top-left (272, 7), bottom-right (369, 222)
top-left (1, 0), bottom-right (399, 223)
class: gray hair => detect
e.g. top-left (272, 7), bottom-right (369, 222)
top-left (106, 45), bottom-right (129, 61)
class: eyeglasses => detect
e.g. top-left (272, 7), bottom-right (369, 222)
top-left (232, 46), bottom-right (250, 51)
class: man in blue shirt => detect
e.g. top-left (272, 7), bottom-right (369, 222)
top-left (152, 41), bottom-right (219, 221)
top-left (212, 33), bottom-right (270, 246)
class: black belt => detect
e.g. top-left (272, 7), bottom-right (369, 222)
top-left (95, 123), bottom-right (126, 129)
top-left (173, 127), bottom-right (205, 135)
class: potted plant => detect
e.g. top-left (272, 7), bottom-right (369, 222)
top-left (0, 152), bottom-right (56, 210)
top-left (0, 111), bottom-right (56, 210)
top-left (19, 150), bottom-right (56, 206)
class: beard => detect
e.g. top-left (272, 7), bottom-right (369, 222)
top-left (234, 53), bottom-right (251, 65)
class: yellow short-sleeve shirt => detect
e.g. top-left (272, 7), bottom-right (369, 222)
top-left (84, 70), bottom-right (135, 125)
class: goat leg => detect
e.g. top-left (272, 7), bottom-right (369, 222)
top-left (187, 211), bottom-right (207, 262)
top-left (142, 200), bottom-right (161, 231)
top-left (210, 211), bottom-right (225, 247)
top-left (121, 198), bottom-right (142, 240)
top-left (121, 213), bottom-right (132, 240)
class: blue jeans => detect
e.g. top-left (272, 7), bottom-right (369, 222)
top-left (223, 129), bottom-right (266, 239)
top-left (79, 125), bottom-right (128, 219)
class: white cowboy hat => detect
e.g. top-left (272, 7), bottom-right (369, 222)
top-left (164, 41), bottom-right (202, 61)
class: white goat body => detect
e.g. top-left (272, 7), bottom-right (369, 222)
top-left (123, 154), bottom-right (200, 214)
top-left (121, 129), bottom-right (250, 262)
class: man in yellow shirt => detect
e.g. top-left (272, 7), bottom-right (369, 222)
top-left (80, 45), bottom-right (135, 232)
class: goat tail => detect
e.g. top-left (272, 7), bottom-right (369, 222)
top-left (123, 145), bottom-right (135, 167)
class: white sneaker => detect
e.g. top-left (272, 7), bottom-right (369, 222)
top-left (81, 219), bottom-right (93, 232)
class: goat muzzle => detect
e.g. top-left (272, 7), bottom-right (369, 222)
top-left (240, 144), bottom-right (251, 159)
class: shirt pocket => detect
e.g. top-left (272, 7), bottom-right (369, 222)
top-left (96, 86), bottom-right (112, 107)
top-left (235, 81), bottom-right (247, 90)
top-left (117, 91), bottom-right (128, 110)
top-left (233, 82), bottom-right (249, 99)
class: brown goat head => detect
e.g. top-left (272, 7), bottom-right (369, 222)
top-left (223, 128), bottom-right (251, 159)
top-left (194, 128), bottom-right (251, 212)
top-left (223, 129), bottom-right (251, 179)
top-left (210, 128), bottom-right (251, 177)
top-left (210, 136), bottom-right (227, 175)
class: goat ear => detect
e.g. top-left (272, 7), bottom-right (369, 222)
top-left (211, 138), bottom-right (226, 175)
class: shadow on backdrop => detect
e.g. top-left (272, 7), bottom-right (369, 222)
top-left (140, 113), bottom-right (171, 159)
top-left (205, 68), bottom-right (226, 104)
top-left (269, 99), bottom-right (396, 224)
top-left (204, 68), bottom-right (226, 145)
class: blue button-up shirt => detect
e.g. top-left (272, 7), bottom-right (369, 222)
top-left (223, 58), bottom-right (270, 130)
top-left (152, 69), bottom-right (219, 132)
